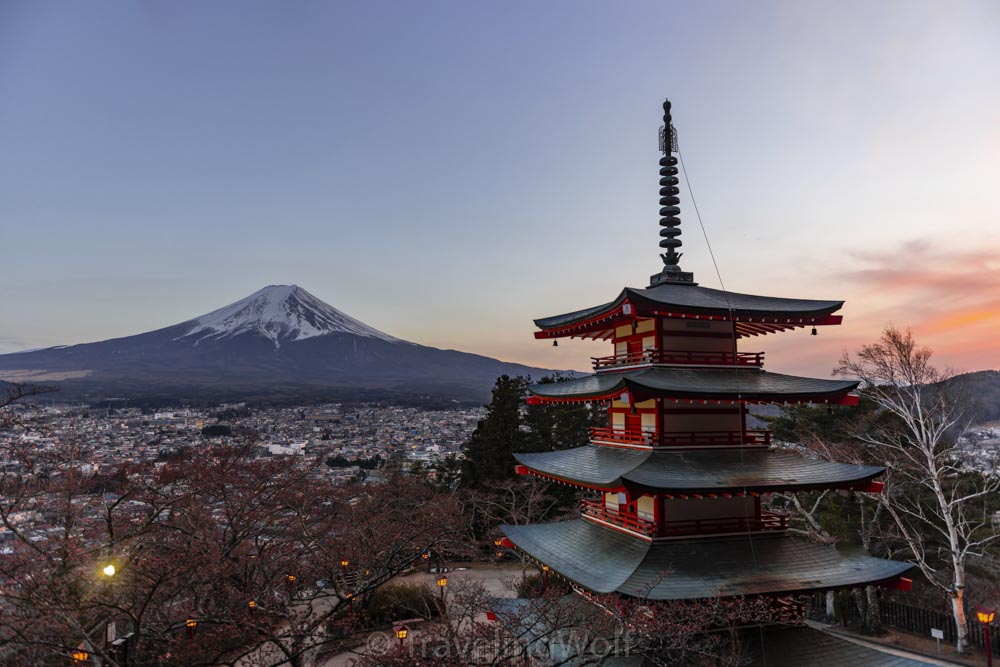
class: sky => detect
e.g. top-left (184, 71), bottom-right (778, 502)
top-left (1, 1), bottom-right (998, 378)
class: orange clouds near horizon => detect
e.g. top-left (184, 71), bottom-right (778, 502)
top-left (836, 239), bottom-right (1000, 374)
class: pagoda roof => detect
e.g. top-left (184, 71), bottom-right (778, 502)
top-left (534, 284), bottom-right (843, 339)
top-left (513, 447), bottom-right (885, 494)
top-left (501, 520), bottom-right (912, 601)
top-left (526, 367), bottom-right (859, 404)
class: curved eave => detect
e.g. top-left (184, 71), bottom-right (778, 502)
top-left (533, 285), bottom-right (845, 340)
top-left (526, 368), bottom-right (860, 405)
top-left (514, 447), bottom-right (886, 495)
top-left (502, 520), bottom-right (913, 601)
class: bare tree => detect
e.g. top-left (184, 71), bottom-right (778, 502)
top-left (0, 432), bottom-right (471, 666)
top-left (0, 381), bottom-right (59, 410)
top-left (836, 325), bottom-right (1000, 653)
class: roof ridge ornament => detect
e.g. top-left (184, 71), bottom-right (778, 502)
top-left (650, 98), bottom-right (697, 288)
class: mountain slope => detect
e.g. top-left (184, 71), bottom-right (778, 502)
top-left (0, 286), bottom-right (565, 403)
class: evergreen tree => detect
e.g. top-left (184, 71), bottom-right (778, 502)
top-left (461, 375), bottom-right (527, 486)
top-left (523, 375), bottom-right (605, 452)
top-left (432, 453), bottom-right (463, 491)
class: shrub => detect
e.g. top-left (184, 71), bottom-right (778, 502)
top-left (365, 583), bottom-right (439, 625)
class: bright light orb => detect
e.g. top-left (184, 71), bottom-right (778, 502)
top-left (103, 564), bottom-right (116, 577)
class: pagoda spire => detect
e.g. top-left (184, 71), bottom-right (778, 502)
top-left (649, 98), bottom-right (696, 287)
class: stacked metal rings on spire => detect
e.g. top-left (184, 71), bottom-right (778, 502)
top-left (658, 100), bottom-right (682, 266)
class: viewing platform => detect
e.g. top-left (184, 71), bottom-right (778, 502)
top-left (589, 427), bottom-right (771, 449)
top-left (592, 350), bottom-right (764, 371)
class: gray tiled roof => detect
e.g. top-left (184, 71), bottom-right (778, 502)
top-left (535, 284), bottom-right (843, 329)
top-left (502, 520), bottom-right (912, 601)
top-left (526, 367), bottom-right (858, 401)
top-left (514, 447), bottom-right (885, 493)
top-left (748, 626), bottom-right (940, 666)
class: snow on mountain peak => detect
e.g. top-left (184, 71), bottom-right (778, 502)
top-left (179, 285), bottom-right (401, 347)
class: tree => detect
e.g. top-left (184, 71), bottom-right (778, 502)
top-left (836, 325), bottom-right (1000, 653)
top-left (0, 432), bottom-right (471, 666)
top-left (0, 381), bottom-right (59, 410)
top-left (461, 376), bottom-right (528, 486)
top-left (462, 375), bottom-right (601, 488)
top-left (351, 577), bottom-right (784, 666)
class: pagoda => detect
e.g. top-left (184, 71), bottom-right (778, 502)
top-left (501, 99), bottom-right (912, 607)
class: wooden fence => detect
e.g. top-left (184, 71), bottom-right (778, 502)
top-left (811, 594), bottom-right (999, 652)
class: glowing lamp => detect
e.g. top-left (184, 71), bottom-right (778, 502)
top-left (493, 538), bottom-right (502, 547)
top-left (395, 627), bottom-right (408, 640)
top-left (248, 600), bottom-right (256, 609)
top-left (186, 618), bottom-right (197, 628)
top-left (421, 552), bottom-right (430, 560)
top-left (437, 576), bottom-right (448, 588)
top-left (340, 559), bottom-right (349, 568)
top-left (72, 651), bottom-right (89, 663)
top-left (542, 565), bottom-right (550, 572)
top-left (977, 606), bottom-right (996, 625)
top-left (102, 564), bottom-right (116, 577)
top-left (286, 574), bottom-right (296, 582)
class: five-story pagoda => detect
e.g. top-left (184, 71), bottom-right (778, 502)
top-left (501, 99), bottom-right (912, 606)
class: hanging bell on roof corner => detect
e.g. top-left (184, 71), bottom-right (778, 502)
top-left (811, 327), bottom-right (818, 336)
top-left (552, 340), bottom-right (558, 347)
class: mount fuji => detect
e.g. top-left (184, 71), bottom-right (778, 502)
top-left (0, 285), bottom-right (563, 404)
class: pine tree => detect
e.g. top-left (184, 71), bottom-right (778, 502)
top-left (461, 375), bottom-right (527, 486)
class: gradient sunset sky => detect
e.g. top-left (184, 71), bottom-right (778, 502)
top-left (1, 1), bottom-right (998, 378)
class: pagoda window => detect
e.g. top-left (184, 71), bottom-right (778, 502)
top-left (662, 404), bottom-right (742, 435)
top-left (660, 319), bottom-right (734, 353)
top-left (611, 413), bottom-right (626, 431)
top-left (664, 496), bottom-right (755, 522)
top-left (604, 492), bottom-right (625, 511)
top-left (640, 412), bottom-right (656, 433)
top-left (637, 495), bottom-right (655, 521)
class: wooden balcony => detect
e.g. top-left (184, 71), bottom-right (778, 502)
top-left (591, 349), bottom-right (764, 370)
top-left (589, 427), bottom-right (656, 447)
top-left (582, 499), bottom-right (789, 539)
top-left (658, 430), bottom-right (771, 447)
top-left (589, 427), bottom-right (771, 448)
top-left (581, 499), bottom-right (656, 537)
top-left (659, 511), bottom-right (789, 538)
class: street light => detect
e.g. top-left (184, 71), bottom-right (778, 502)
top-left (542, 564), bottom-right (550, 593)
top-left (186, 618), bottom-right (197, 640)
top-left (72, 650), bottom-right (89, 664)
top-left (394, 623), bottom-right (409, 647)
top-left (976, 606), bottom-right (996, 667)
top-left (437, 575), bottom-right (448, 614)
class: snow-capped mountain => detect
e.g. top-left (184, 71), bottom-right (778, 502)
top-left (179, 285), bottom-right (401, 347)
top-left (0, 286), bottom-right (563, 403)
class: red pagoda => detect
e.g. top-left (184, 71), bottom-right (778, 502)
top-left (501, 99), bottom-right (912, 606)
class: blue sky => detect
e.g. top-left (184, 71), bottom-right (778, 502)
top-left (2, 1), bottom-right (998, 376)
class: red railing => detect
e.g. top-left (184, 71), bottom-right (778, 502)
top-left (582, 500), bottom-right (789, 538)
top-left (659, 511), bottom-right (788, 538)
top-left (657, 430), bottom-right (771, 447)
top-left (591, 350), bottom-right (764, 370)
top-left (581, 499), bottom-right (656, 537)
top-left (589, 427), bottom-right (656, 447)
top-left (589, 428), bottom-right (771, 448)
